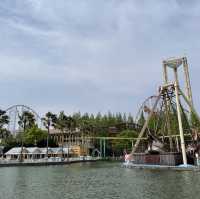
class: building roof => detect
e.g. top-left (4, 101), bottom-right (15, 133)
top-left (27, 147), bottom-right (42, 154)
top-left (50, 147), bottom-right (71, 154)
top-left (40, 148), bottom-right (54, 154)
top-left (5, 147), bottom-right (72, 155)
top-left (5, 147), bottom-right (28, 155)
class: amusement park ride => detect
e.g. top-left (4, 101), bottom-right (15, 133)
top-left (126, 57), bottom-right (200, 167)
top-left (5, 105), bottom-right (43, 135)
top-left (3, 56), bottom-right (200, 167)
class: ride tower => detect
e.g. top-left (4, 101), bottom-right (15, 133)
top-left (131, 57), bottom-right (200, 166)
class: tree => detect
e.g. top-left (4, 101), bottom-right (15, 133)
top-left (90, 114), bottom-right (95, 121)
top-left (3, 135), bottom-right (18, 153)
top-left (96, 112), bottom-right (102, 125)
top-left (111, 130), bottom-right (138, 156)
top-left (107, 111), bottom-right (116, 126)
top-left (72, 112), bottom-right (81, 128)
top-left (0, 129), bottom-right (10, 141)
top-left (42, 112), bottom-right (57, 157)
top-left (123, 113), bottom-right (127, 123)
top-left (138, 112), bottom-right (145, 126)
top-left (66, 116), bottom-right (76, 131)
top-left (24, 126), bottom-right (47, 146)
top-left (116, 112), bottom-right (123, 123)
top-left (54, 111), bottom-right (69, 158)
top-left (191, 112), bottom-right (200, 130)
top-left (0, 110), bottom-right (10, 143)
top-left (0, 110), bottom-right (9, 129)
top-left (18, 111), bottom-right (36, 131)
top-left (127, 113), bottom-right (134, 123)
top-left (18, 111), bottom-right (36, 161)
top-left (169, 106), bottom-right (179, 135)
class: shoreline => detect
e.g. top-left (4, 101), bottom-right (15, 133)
top-left (0, 158), bottom-right (103, 168)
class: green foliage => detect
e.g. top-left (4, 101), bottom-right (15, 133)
top-left (0, 110), bottom-right (9, 128)
top-left (2, 110), bottom-right (136, 152)
top-left (118, 129), bottom-right (138, 138)
top-left (191, 112), bottom-right (200, 130)
top-left (116, 112), bottom-right (123, 123)
top-left (42, 112), bottom-right (57, 130)
top-left (2, 135), bottom-right (18, 152)
top-left (111, 130), bottom-right (138, 154)
top-left (23, 126), bottom-right (47, 146)
top-left (54, 111), bottom-right (76, 132)
top-left (138, 112), bottom-right (145, 126)
top-left (148, 114), bottom-right (158, 131)
top-left (0, 110), bottom-right (10, 144)
top-left (127, 113), bottom-right (134, 123)
top-left (18, 111), bottom-right (36, 131)
top-left (0, 128), bottom-right (11, 140)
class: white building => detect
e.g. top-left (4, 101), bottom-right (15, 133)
top-left (5, 147), bottom-right (72, 160)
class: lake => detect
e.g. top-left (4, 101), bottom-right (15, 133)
top-left (0, 162), bottom-right (199, 199)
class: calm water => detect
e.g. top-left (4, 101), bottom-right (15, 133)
top-left (0, 162), bottom-right (199, 199)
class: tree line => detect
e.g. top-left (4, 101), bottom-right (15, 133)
top-left (0, 110), bottom-right (136, 155)
top-left (1, 107), bottom-right (200, 156)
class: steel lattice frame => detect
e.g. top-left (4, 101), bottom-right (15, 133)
top-left (5, 105), bottom-right (43, 136)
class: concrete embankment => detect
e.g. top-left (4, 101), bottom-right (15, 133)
top-left (0, 158), bottom-right (101, 167)
top-left (122, 163), bottom-right (200, 171)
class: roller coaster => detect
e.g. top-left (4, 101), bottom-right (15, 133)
top-left (5, 105), bottom-right (43, 135)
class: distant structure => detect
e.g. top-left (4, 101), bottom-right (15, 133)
top-left (130, 57), bottom-right (200, 166)
top-left (49, 128), bottom-right (94, 156)
top-left (5, 147), bottom-right (72, 160)
top-left (4, 105), bottom-right (94, 156)
top-left (5, 105), bottom-right (43, 136)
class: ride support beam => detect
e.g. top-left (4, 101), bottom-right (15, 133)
top-left (163, 61), bottom-right (168, 84)
top-left (162, 63), bottom-right (173, 151)
top-left (163, 62), bottom-right (173, 150)
top-left (174, 68), bottom-right (187, 165)
top-left (131, 92), bottom-right (162, 154)
top-left (183, 57), bottom-right (194, 109)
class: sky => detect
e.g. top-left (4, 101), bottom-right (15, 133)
top-left (0, 0), bottom-right (200, 117)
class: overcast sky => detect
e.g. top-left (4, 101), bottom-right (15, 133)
top-left (0, 0), bottom-right (200, 117)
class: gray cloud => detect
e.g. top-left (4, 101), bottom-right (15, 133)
top-left (0, 0), bottom-right (200, 116)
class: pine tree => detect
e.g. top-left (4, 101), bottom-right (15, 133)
top-left (123, 113), bottom-right (127, 123)
top-left (191, 112), bottom-right (200, 130)
top-left (138, 112), bottom-right (145, 126)
top-left (127, 113), bottom-right (134, 123)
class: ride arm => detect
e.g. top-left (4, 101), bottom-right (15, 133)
top-left (131, 92), bottom-right (162, 154)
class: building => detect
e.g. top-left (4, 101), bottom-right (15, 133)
top-left (49, 128), bottom-right (94, 156)
top-left (5, 147), bottom-right (72, 160)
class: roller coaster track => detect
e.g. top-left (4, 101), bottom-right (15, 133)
top-left (5, 104), bottom-right (42, 134)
